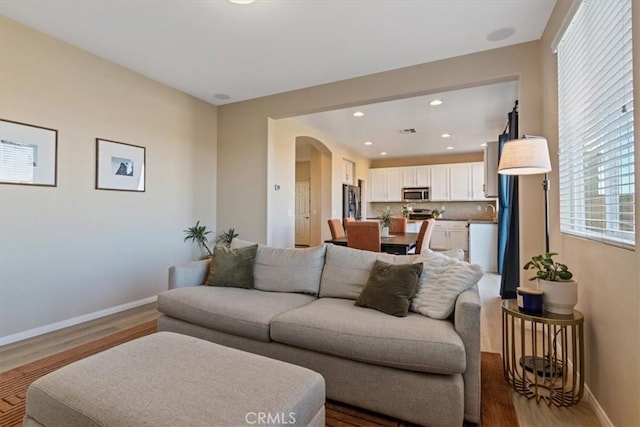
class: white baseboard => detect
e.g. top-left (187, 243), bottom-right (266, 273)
top-left (561, 350), bottom-right (613, 427)
top-left (584, 383), bottom-right (614, 427)
top-left (0, 296), bottom-right (157, 346)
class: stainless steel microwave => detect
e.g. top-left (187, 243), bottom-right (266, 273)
top-left (403, 187), bottom-right (430, 201)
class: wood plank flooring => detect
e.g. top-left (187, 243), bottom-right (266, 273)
top-left (1, 275), bottom-right (601, 426)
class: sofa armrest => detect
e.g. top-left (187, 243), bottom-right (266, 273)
top-left (454, 285), bottom-right (481, 424)
top-left (168, 259), bottom-right (210, 289)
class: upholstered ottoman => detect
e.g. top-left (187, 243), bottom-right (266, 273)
top-left (24, 332), bottom-right (325, 427)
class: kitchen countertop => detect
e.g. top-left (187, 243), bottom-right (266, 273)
top-left (468, 219), bottom-right (498, 224)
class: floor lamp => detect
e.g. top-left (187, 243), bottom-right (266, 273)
top-left (497, 136), bottom-right (554, 377)
top-left (497, 136), bottom-right (552, 252)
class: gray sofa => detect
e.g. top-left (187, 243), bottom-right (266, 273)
top-left (157, 243), bottom-right (481, 427)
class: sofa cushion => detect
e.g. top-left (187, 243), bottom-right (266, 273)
top-left (319, 245), bottom-right (421, 300)
top-left (253, 245), bottom-right (326, 294)
top-left (354, 260), bottom-right (423, 317)
top-left (411, 252), bottom-right (483, 319)
top-left (271, 298), bottom-right (466, 374)
top-left (157, 287), bottom-right (316, 342)
top-left (208, 244), bottom-right (258, 289)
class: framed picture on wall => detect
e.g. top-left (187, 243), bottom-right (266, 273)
top-left (0, 119), bottom-right (58, 187)
top-left (96, 138), bottom-right (145, 192)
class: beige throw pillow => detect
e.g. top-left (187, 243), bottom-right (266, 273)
top-left (411, 251), bottom-right (483, 319)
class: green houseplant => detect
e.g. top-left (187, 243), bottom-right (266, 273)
top-left (523, 252), bottom-right (573, 281)
top-left (183, 221), bottom-right (213, 257)
top-left (523, 252), bottom-right (577, 315)
top-left (378, 206), bottom-right (392, 237)
top-left (216, 228), bottom-right (239, 248)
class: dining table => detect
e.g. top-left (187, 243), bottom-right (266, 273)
top-left (325, 232), bottom-right (419, 255)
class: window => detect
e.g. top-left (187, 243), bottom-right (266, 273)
top-left (557, 0), bottom-right (635, 248)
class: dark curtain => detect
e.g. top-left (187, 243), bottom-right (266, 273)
top-left (498, 107), bottom-right (519, 298)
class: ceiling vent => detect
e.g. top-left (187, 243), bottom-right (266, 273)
top-left (400, 128), bottom-right (417, 134)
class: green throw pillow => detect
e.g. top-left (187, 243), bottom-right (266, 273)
top-left (355, 260), bottom-right (424, 317)
top-left (207, 244), bottom-right (258, 289)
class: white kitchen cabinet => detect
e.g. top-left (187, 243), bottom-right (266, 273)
top-left (430, 220), bottom-right (468, 251)
top-left (471, 162), bottom-right (485, 200)
top-left (449, 164), bottom-right (471, 200)
top-left (469, 222), bottom-right (498, 272)
top-left (401, 166), bottom-right (430, 188)
top-left (430, 165), bottom-right (450, 200)
top-left (386, 168), bottom-right (403, 201)
top-left (449, 162), bottom-right (485, 201)
top-left (369, 168), bottom-right (403, 202)
top-left (369, 169), bottom-right (387, 201)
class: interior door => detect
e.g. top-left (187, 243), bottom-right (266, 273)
top-left (295, 181), bottom-right (310, 246)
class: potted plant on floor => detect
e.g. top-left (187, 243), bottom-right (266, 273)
top-left (524, 252), bottom-right (577, 315)
top-left (183, 221), bottom-right (214, 258)
top-left (378, 206), bottom-right (392, 237)
top-left (216, 228), bottom-right (239, 248)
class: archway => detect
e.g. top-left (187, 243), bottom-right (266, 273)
top-left (295, 136), bottom-right (332, 247)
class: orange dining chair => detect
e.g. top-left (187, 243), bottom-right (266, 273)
top-left (389, 217), bottom-right (408, 234)
top-left (328, 219), bottom-right (346, 240)
top-left (343, 217), bottom-right (355, 229)
top-left (414, 218), bottom-right (436, 254)
top-left (346, 221), bottom-right (381, 252)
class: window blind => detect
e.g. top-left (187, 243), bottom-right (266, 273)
top-left (557, 0), bottom-right (635, 248)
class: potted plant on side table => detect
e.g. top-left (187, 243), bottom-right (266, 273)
top-left (524, 252), bottom-right (577, 315)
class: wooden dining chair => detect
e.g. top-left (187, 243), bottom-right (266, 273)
top-left (415, 218), bottom-right (436, 254)
top-left (328, 219), bottom-right (346, 240)
top-left (389, 217), bottom-right (408, 234)
top-left (346, 221), bottom-right (381, 252)
top-left (343, 217), bottom-right (355, 229)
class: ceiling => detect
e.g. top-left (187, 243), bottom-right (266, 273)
top-left (0, 0), bottom-right (556, 107)
top-left (294, 80), bottom-right (518, 160)
top-left (1, 1), bottom-right (553, 159)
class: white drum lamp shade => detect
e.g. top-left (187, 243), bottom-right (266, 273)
top-left (498, 137), bottom-right (552, 175)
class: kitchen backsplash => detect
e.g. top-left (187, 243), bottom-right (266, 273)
top-left (368, 201), bottom-right (498, 221)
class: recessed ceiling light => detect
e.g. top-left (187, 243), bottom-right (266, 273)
top-left (487, 27), bottom-right (516, 42)
top-left (228, 0), bottom-right (256, 4)
top-left (480, 143), bottom-right (487, 147)
top-left (214, 93), bottom-right (231, 100)
top-left (353, 111), bottom-right (364, 117)
top-left (430, 99), bottom-right (443, 106)
top-left (441, 133), bottom-right (451, 138)
top-left (380, 152), bottom-right (388, 156)
top-left (364, 141), bottom-right (373, 145)
top-left (446, 146), bottom-right (455, 150)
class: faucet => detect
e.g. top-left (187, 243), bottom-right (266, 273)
top-left (485, 204), bottom-right (497, 221)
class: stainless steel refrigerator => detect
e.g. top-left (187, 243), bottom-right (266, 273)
top-left (342, 184), bottom-right (361, 220)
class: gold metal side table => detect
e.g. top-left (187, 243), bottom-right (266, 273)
top-left (502, 299), bottom-right (584, 407)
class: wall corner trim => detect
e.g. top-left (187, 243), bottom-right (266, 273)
top-left (0, 296), bottom-right (158, 346)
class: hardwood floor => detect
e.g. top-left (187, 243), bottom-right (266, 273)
top-left (1, 276), bottom-right (601, 426)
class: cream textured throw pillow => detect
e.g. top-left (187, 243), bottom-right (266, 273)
top-left (411, 251), bottom-right (483, 319)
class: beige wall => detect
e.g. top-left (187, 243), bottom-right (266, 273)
top-left (370, 152), bottom-right (483, 168)
top-left (218, 41), bottom-right (544, 280)
top-left (540, 1), bottom-right (639, 425)
top-left (269, 118), bottom-right (370, 247)
top-left (295, 161), bottom-right (310, 181)
top-left (0, 17), bottom-right (217, 339)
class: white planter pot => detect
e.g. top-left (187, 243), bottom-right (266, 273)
top-left (381, 226), bottom-right (390, 237)
top-left (538, 279), bottom-right (578, 315)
